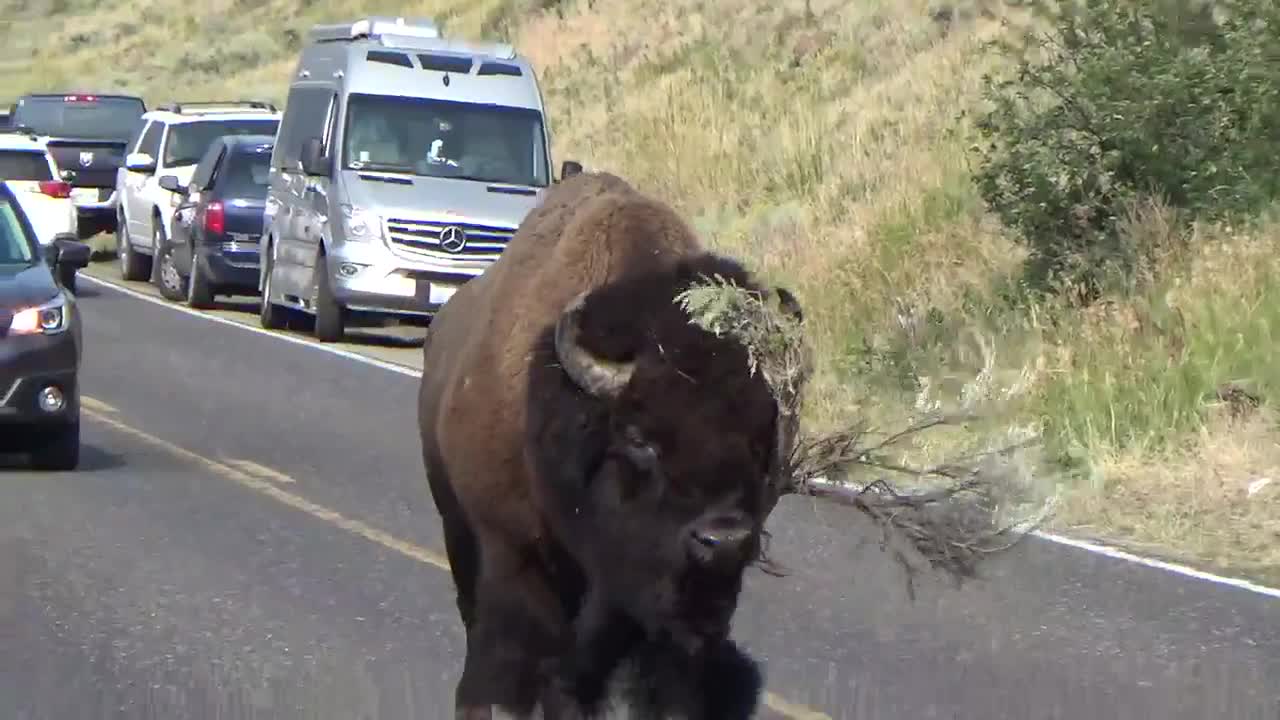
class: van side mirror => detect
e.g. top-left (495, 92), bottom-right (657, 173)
top-left (301, 137), bottom-right (329, 176)
top-left (559, 160), bottom-right (583, 181)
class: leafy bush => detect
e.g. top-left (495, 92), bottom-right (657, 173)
top-left (971, 0), bottom-right (1280, 296)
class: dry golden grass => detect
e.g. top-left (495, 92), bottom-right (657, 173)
top-left (3, 0), bottom-right (1277, 582)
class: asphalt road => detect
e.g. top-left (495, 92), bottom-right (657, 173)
top-left (0, 267), bottom-right (1277, 720)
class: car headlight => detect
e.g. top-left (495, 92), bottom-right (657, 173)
top-left (340, 204), bottom-right (380, 242)
top-left (9, 294), bottom-right (71, 336)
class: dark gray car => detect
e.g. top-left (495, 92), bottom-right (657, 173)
top-left (0, 181), bottom-right (91, 470)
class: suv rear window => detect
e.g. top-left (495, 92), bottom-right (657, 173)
top-left (12, 95), bottom-right (146, 142)
top-left (163, 119), bottom-right (280, 167)
top-left (0, 150), bottom-right (53, 181)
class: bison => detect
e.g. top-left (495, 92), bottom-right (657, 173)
top-left (418, 171), bottom-right (806, 719)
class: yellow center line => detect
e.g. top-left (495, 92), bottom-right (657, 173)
top-left (81, 403), bottom-right (831, 720)
top-left (222, 458), bottom-right (297, 484)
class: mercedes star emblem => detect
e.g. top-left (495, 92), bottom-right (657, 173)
top-left (439, 226), bottom-right (467, 253)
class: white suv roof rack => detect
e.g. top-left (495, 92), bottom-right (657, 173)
top-left (152, 100), bottom-right (279, 115)
top-left (309, 16), bottom-right (441, 44)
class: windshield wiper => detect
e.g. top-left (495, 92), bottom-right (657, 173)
top-left (349, 162), bottom-right (415, 173)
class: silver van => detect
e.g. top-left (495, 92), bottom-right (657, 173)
top-left (258, 16), bottom-right (581, 342)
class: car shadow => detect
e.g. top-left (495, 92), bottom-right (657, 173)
top-left (211, 294), bottom-right (428, 350)
top-left (0, 442), bottom-right (128, 473)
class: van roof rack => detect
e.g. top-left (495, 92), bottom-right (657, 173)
top-left (155, 100), bottom-right (278, 114)
top-left (309, 16), bottom-right (441, 44)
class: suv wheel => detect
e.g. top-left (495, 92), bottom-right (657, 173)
top-left (118, 214), bottom-right (150, 282)
top-left (29, 418), bottom-right (80, 471)
top-left (312, 254), bottom-right (345, 343)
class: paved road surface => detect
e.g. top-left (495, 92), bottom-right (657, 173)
top-left (0, 268), bottom-right (1277, 719)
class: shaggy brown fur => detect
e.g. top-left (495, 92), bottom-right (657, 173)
top-left (418, 171), bottom-right (796, 719)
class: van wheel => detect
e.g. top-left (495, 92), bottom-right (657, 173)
top-left (118, 217), bottom-right (150, 281)
top-left (312, 255), bottom-right (345, 343)
top-left (29, 418), bottom-right (80, 472)
top-left (259, 243), bottom-right (288, 330)
top-left (186, 251), bottom-right (215, 309)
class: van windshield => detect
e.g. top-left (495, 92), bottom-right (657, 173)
top-left (341, 93), bottom-right (549, 188)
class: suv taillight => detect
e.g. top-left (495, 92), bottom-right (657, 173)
top-left (38, 181), bottom-right (71, 198)
top-left (205, 201), bottom-right (225, 234)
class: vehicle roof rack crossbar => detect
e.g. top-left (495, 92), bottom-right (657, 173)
top-left (309, 16), bottom-right (441, 43)
top-left (155, 100), bottom-right (278, 114)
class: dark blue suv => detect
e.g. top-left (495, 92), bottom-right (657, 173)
top-left (152, 134), bottom-right (274, 308)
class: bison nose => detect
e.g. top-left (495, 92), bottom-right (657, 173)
top-left (687, 515), bottom-right (754, 566)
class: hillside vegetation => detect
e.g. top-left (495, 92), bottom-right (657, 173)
top-left (3, 0), bottom-right (1278, 583)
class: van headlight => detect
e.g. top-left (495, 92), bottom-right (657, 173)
top-left (9, 294), bottom-right (70, 336)
top-left (340, 204), bottom-right (380, 242)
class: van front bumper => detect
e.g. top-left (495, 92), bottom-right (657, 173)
top-left (326, 241), bottom-right (493, 317)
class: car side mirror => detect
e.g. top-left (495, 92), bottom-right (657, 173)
top-left (125, 151), bottom-right (156, 173)
top-left (559, 160), bottom-right (583, 181)
top-left (51, 233), bottom-right (91, 269)
top-left (300, 137), bottom-right (329, 177)
top-left (158, 174), bottom-right (186, 194)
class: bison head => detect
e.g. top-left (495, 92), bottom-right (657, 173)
top-left (531, 253), bottom-right (804, 653)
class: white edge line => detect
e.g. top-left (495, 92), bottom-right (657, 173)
top-left (804, 477), bottom-right (1280, 600)
top-left (82, 272), bottom-right (1280, 602)
top-left (79, 273), bottom-right (421, 379)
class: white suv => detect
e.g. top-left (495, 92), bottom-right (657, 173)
top-left (0, 132), bottom-right (79, 248)
top-left (114, 101), bottom-right (280, 281)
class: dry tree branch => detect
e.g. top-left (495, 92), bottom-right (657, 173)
top-left (675, 275), bottom-right (1057, 595)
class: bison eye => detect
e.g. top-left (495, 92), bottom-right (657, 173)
top-left (612, 424), bottom-right (656, 471)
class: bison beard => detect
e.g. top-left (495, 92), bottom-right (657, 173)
top-left (418, 172), bottom-right (802, 719)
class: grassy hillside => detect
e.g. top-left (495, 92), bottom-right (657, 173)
top-left (4, 0), bottom-right (1277, 583)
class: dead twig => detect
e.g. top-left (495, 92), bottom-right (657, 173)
top-left (675, 275), bottom-right (1056, 595)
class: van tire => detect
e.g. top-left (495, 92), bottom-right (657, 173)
top-left (312, 255), bottom-right (345, 343)
top-left (259, 242), bottom-right (288, 330)
top-left (186, 251), bottom-right (215, 309)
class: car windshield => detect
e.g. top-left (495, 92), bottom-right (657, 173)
top-left (219, 149), bottom-right (273, 198)
top-left (0, 197), bottom-right (36, 265)
top-left (12, 96), bottom-right (145, 141)
top-left (164, 119), bottom-right (280, 167)
top-left (0, 150), bottom-right (54, 181)
top-left (342, 93), bottom-right (549, 187)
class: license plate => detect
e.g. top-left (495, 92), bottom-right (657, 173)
top-left (429, 283), bottom-right (457, 305)
top-left (70, 188), bottom-right (98, 204)
top-left (385, 274), bottom-right (417, 297)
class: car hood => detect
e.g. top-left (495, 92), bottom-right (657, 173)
top-left (0, 262), bottom-right (59, 312)
top-left (340, 170), bottom-right (544, 229)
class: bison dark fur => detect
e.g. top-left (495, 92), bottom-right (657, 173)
top-left (418, 171), bottom-right (803, 719)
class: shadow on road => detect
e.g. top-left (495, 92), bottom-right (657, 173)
top-left (0, 443), bottom-right (128, 473)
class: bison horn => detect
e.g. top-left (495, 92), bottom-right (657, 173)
top-left (554, 291), bottom-right (636, 400)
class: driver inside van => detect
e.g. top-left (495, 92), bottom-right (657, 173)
top-left (346, 111), bottom-right (403, 167)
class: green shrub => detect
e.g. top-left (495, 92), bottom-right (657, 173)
top-left (971, 0), bottom-right (1280, 296)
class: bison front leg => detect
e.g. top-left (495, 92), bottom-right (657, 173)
top-left (550, 591), bottom-right (642, 715)
top-left (455, 552), bottom-right (570, 718)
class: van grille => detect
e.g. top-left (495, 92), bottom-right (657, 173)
top-left (384, 217), bottom-right (515, 262)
